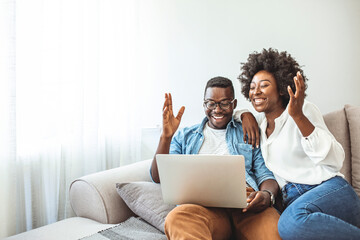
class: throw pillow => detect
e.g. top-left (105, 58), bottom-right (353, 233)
top-left (344, 104), bottom-right (360, 197)
top-left (116, 181), bottom-right (176, 233)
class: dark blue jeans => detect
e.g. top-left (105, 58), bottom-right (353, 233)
top-left (278, 176), bottom-right (360, 240)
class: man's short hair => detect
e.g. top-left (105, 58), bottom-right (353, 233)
top-left (204, 77), bottom-right (235, 99)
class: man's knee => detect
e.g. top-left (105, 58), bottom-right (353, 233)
top-left (165, 204), bottom-right (233, 240)
top-left (165, 204), bottom-right (216, 239)
top-left (232, 207), bottom-right (281, 240)
top-left (165, 204), bottom-right (207, 230)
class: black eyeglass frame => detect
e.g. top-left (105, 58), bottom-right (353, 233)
top-left (203, 99), bottom-right (236, 110)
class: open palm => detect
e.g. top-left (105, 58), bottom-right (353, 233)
top-left (162, 93), bottom-right (185, 138)
top-left (288, 71), bottom-right (305, 118)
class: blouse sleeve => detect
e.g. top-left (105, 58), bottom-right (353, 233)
top-left (233, 109), bottom-right (249, 122)
top-left (233, 109), bottom-right (264, 124)
top-left (300, 101), bottom-right (344, 171)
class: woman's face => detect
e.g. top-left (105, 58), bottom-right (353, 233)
top-left (249, 70), bottom-right (284, 114)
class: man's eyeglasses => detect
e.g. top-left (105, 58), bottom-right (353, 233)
top-left (203, 99), bottom-right (235, 110)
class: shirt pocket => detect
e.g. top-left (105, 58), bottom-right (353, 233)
top-left (236, 143), bottom-right (253, 169)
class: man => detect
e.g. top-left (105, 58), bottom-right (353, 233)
top-left (150, 77), bottom-right (280, 240)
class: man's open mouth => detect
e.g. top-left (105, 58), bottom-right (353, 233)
top-left (212, 115), bottom-right (224, 120)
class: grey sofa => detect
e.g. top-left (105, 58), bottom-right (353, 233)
top-left (5, 104), bottom-right (360, 240)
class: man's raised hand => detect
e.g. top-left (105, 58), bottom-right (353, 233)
top-left (162, 93), bottom-right (185, 139)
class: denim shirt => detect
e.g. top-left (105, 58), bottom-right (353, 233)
top-left (169, 117), bottom-right (275, 191)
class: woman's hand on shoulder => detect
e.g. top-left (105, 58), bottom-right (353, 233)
top-left (241, 112), bottom-right (260, 148)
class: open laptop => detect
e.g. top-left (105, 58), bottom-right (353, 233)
top-left (156, 154), bottom-right (247, 208)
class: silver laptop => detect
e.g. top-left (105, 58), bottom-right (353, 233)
top-left (156, 154), bottom-right (247, 208)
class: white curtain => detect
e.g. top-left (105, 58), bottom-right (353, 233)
top-left (1, 0), bottom-right (153, 237)
top-left (0, 0), bottom-right (17, 237)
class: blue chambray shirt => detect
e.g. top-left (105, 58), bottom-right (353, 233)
top-left (159, 117), bottom-right (275, 191)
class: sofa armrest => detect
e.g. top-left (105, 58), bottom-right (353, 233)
top-left (69, 159), bottom-right (152, 224)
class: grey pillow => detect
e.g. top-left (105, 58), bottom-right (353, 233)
top-left (116, 181), bottom-right (176, 233)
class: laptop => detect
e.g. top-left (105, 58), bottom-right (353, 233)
top-left (156, 154), bottom-right (247, 208)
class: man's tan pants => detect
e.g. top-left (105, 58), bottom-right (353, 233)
top-left (165, 204), bottom-right (281, 240)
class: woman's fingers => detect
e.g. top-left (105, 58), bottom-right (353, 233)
top-left (243, 128), bottom-right (256, 147)
top-left (297, 71), bottom-right (305, 88)
top-left (290, 72), bottom-right (305, 100)
top-left (255, 128), bottom-right (260, 148)
top-left (294, 76), bottom-right (300, 98)
top-left (297, 72), bottom-right (305, 98)
top-left (241, 112), bottom-right (259, 148)
top-left (248, 130), bottom-right (254, 147)
top-left (243, 129), bottom-right (248, 144)
top-left (248, 126), bottom-right (260, 148)
top-left (288, 85), bottom-right (295, 99)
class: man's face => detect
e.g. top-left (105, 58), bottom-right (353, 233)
top-left (204, 87), bottom-right (237, 129)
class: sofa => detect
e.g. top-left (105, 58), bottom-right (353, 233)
top-left (5, 104), bottom-right (360, 240)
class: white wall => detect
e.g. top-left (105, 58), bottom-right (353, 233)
top-left (136, 0), bottom-right (360, 129)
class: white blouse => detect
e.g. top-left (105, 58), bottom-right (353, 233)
top-left (235, 100), bottom-right (344, 188)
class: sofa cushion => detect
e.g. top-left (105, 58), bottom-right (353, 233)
top-left (81, 217), bottom-right (166, 240)
top-left (116, 181), bottom-right (175, 233)
top-left (344, 104), bottom-right (360, 197)
top-left (4, 217), bottom-right (116, 240)
top-left (323, 108), bottom-right (351, 184)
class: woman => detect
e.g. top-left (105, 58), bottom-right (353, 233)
top-left (236, 48), bottom-right (360, 239)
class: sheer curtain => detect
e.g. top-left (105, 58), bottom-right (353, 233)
top-left (1, 0), bottom-right (152, 237)
top-left (0, 0), bottom-right (17, 237)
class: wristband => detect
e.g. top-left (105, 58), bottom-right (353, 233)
top-left (262, 189), bottom-right (275, 206)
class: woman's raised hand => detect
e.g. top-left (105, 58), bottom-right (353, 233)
top-left (162, 93), bottom-right (185, 138)
top-left (287, 71), bottom-right (305, 120)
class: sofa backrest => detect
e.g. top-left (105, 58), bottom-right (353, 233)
top-left (323, 108), bottom-right (351, 184)
top-left (323, 105), bottom-right (360, 197)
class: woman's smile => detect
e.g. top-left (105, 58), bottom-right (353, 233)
top-left (249, 70), bottom-right (284, 115)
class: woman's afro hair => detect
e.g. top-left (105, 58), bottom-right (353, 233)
top-left (238, 48), bottom-right (308, 107)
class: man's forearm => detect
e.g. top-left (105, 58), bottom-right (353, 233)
top-left (150, 135), bottom-right (172, 183)
top-left (259, 179), bottom-right (279, 197)
top-left (259, 179), bottom-right (279, 207)
top-left (260, 179), bottom-right (279, 202)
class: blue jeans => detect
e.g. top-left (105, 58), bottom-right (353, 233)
top-left (278, 176), bottom-right (360, 240)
